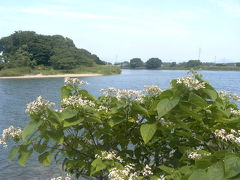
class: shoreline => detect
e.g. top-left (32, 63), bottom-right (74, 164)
top-left (0, 73), bottom-right (103, 79)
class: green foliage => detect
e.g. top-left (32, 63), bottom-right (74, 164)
top-left (130, 58), bottom-right (144, 68)
top-left (0, 31), bottom-right (105, 69)
top-left (145, 58), bottom-right (162, 69)
top-left (185, 60), bottom-right (202, 68)
top-left (6, 72), bottom-right (240, 179)
top-left (0, 65), bottom-right (120, 77)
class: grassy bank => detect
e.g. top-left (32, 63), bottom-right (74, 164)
top-left (0, 65), bottom-right (121, 77)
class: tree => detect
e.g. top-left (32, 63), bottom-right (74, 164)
top-left (185, 60), bottom-right (201, 67)
top-left (129, 58), bottom-right (144, 68)
top-left (236, 62), bottom-right (240, 67)
top-left (145, 58), bottom-right (162, 69)
top-left (170, 62), bottom-right (176, 67)
top-left (0, 31), bottom-right (104, 69)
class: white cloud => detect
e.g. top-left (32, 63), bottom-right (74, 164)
top-left (19, 5), bottom-right (191, 37)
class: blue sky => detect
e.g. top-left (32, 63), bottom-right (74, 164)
top-left (0, 0), bottom-right (239, 63)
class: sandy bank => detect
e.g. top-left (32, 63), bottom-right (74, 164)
top-left (0, 73), bottom-right (103, 79)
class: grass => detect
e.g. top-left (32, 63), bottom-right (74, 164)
top-left (0, 65), bottom-right (121, 77)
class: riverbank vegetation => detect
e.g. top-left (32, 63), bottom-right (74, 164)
top-left (1, 72), bottom-right (240, 179)
top-left (0, 65), bottom-right (121, 77)
top-left (116, 59), bottom-right (240, 71)
top-left (0, 31), bottom-right (120, 76)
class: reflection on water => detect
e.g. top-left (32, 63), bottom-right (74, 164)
top-left (0, 70), bottom-right (240, 179)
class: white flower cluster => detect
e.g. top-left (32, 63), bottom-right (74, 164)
top-left (214, 129), bottom-right (240, 144)
top-left (95, 152), bottom-right (164, 180)
top-left (50, 174), bottom-right (71, 180)
top-left (188, 151), bottom-right (211, 160)
top-left (159, 118), bottom-right (174, 127)
top-left (108, 164), bottom-right (157, 180)
top-left (231, 109), bottom-right (240, 116)
top-left (0, 126), bottom-right (22, 148)
top-left (26, 96), bottom-right (55, 115)
top-left (64, 77), bottom-right (88, 86)
top-left (108, 164), bottom-right (137, 180)
top-left (143, 85), bottom-right (163, 94)
top-left (142, 165), bottom-right (153, 176)
top-left (100, 88), bottom-right (144, 102)
top-left (187, 151), bottom-right (202, 160)
top-left (97, 105), bottom-right (108, 112)
top-left (95, 151), bottom-right (123, 162)
top-left (176, 76), bottom-right (205, 90)
top-left (218, 91), bottom-right (240, 101)
top-left (62, 95), bottom-right (95, 108)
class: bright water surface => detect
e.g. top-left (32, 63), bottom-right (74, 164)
top-left (0, 69), bottom-right (240, 179)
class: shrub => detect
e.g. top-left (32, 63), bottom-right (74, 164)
top-left (1, 72), bottom-right (240, 179)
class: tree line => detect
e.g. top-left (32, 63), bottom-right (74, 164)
top-left (115, 58), bottom-right (240, 69)
top-left (0, 31), bottom-right (106, 70)
top-left (115, 58), bottom-right (163, 69)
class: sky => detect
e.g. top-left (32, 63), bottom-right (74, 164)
top-left (0, 0), bottom-right (239, 63)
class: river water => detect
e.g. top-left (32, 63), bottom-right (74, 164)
top-left (0, 69), bottom-right (240, 179)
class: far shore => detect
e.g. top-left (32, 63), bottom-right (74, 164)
top-left (0, 73), bottom-right (103, 79)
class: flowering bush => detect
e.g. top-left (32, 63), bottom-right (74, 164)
top-left (1, 72), bottom-right (240, 179)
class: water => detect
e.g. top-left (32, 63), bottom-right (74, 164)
top-left (0, 69), bottom-right (240, 179)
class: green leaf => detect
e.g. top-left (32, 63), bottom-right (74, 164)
top-left (195, 156), bottom-right (213, 169)
top-left (47, 130), bottom-right (64, 144)
top-left (47, 109), bottom-right (61, 124)
top-left (60, 108), bottom-right (78, 121)
top-left (18, 149), bottom-right (33, 166)
top-left (38, 151), bottom-right (52, 166)
top-left (157, 97), bottom-right (180, 117)
top-left (132, 102), bottom-right (149, 116)
top-left (140, 123), bottom-right (157, 144)
top-left (207, 162), bottom-right (224, 180)
top-left (61, 86), bottom-right (71, 99)
top-left (159, 165), bottom-right (174, 174)
top-left (78, 89), bottom-right (96, 101)
top-left (203, 89), bottom-right (218, 100)
top-left (22, 120), bottom-right (42, 140)
top-left (189, 92), bottom-right (207, 107)
top-left (91, 158), bottom-right (107, 175)
top-left (33, 140), bottom-right (48, 153)
top-left (63, 118), bottom-right (84, 127)
top-left (8, 146), bottom-right (20, 162)
top-left (224, 155), bottom-right (240, 178)
top-left (189, 169), bottom-right (208, 180)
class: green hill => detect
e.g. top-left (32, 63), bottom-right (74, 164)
top-left (0, 31), bottom-right (106, 70)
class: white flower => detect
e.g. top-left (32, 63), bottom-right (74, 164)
top-left (97, 105), bottom-right (108, 112)
top-left (96, 151), bottom-right (123, 162)
top-left (100, 88), bottom-right (144, 102)
top-left (231, 109), bottom-right (240, 116)
top-left (218, 91), bottom-right (240, 101)
top-left (143, 85), bottom-right (163, 94)
top-left (142, 165), bottom-right (153, 176)
top-left (26, 96), bottom-right (55, 115)
top-left (62, 95), bottom-right (95, 108)
top-left (176, 76), bottom-right (205, 90)
top-left (215, 129), bottom-right (240, 144)
top-left (188, 151), bottom-right (202, 159)
top-left (108, 164), bottom-right (136, 180)
top-left (0, 126), bottom-right (22, 148)
top-left (188, 150), bottom-right (211, 160)
top-left (64, 77), bottom-right (88, 86)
